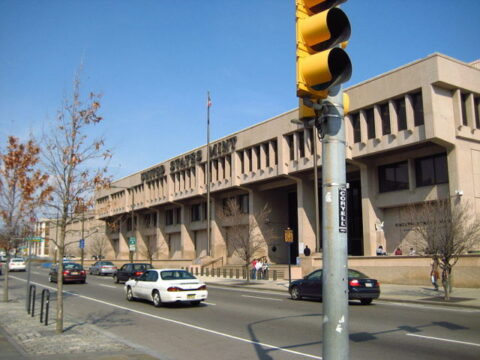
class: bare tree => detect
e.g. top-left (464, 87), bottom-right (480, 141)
top-left (139, 236), bottom-right (167, 265)
top-left (87, 234), bottom-right (109, 260)
top-left (217, 198), bottom-right (273, 283)
top-left (0, 136), bottom-right (52, 302)
top-left (42, 68), bottom-right (111, 333)
top-left (406, 198), bottom-right (480, 300)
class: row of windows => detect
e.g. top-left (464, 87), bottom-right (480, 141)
top-left (460, 91), bottom-right (480, 129)
top-left (351, 91), bottom-right (424, 143)
top-left (239, 140), bottom-right (278, 173)
top-left (378, 153), bottom-right (448, 193)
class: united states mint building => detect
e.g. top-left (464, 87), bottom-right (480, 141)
top-left (94, 53), bottom-right (480, 279)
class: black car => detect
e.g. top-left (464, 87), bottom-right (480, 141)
top-left (49, 262), bottom-right (87, 284)
top-left (113, 263), bottom-right (153, 284)
top-left (289, 268), bottom-right (380, 305)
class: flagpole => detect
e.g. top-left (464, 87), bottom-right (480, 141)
top-left (206, 92), bottom-right (211, 256)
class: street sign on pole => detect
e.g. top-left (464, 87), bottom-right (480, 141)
top-left (79, 239), bottom-right (85, 249)
top-left (128, 237), bottom-right (136, 251)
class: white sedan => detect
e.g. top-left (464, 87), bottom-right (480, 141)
top-left (8, 258), bottom-right (26, 271)
top-left (125, 269), bottom-right (207, 307)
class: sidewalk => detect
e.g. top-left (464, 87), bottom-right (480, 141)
top-left (1, 278), bottom-right (478, 360)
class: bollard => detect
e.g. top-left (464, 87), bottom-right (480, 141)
top-left (27, 284), bottom-right (36, 316)
top-left (217, 268), bottom-right (220, 277)
top-left (223, 268), bottom-right (227, 278)
top-left (30, 285), bottom-right (36, 317)
top-left (201, 267), bottom-right (204, 276)
top-left (40, 289), bottom-right (50, 326)
top-left (206, 268), bottom-right (209, 277)
top-left (229, 269), bottom-right (233, 278)
top-left (273, 270), bottom-right (277, 281)
top-left (236, 268), bottom-right (239, 279)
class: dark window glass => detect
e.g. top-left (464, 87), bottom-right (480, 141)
top-left (165, 209), bottom-right (174, 226)
top-left (365, 108), bottom-right (375, 139)
top-left (175, 207), bottom-right (181, 224)
top-left (264, 143), bottom-right (270, 167)
top-left (271, 140), bottom-right (278, 165)
top-left (239, 194), bottom-right (249, 213)
top-left (191, 204), bottom-right (201, 222)
top-left (475, 97), bottom-right (480, 129)
top-left (351, 113), bottom-right (361, 143)
top-left (415, 153), bottom-right (448, 187)
top-left (247, 148), bottom-right (252, 172)
top-left (286, 134), bottom-right (294, 160)
top-left (395, 97), bottom-right (407, 131)
top-left (411, 92), bottom-right (424, 126)
top-left (378, 161), bottom-right (409, 192)
top-left (379, 103), bottom-right (391, 135)
top-left (239, 152), bottom-right (245, 173)
top-left (255, 146), bottom-right (261, 169)
top-left (461, 93), bottom-right (468, 126)
top-left (298, 131), bottom-right (305, 158)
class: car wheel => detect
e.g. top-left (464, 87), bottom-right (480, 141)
top-left (152, 290), bottom-right (162, 307)
top-left (290, 286), bottom-right (302, 300)
top-left (190, 300), bottom-right (201, 306)
top-left (49, 275), bottom-right (54, 283)
top-left (360, 298), bottom-right (373, 305)
top-left (126, 287), bottom-right (135, 301)
top-left (80, 279), bottom-right (86, 284)
top-left (113, 275), bottom-right (119, 284)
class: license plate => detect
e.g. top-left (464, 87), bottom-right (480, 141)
top-left (187, 294), bottom-right (195, 299)
top-left (71, 272), bottom-right (78, 275)
top-left (365, 283), bottom-right (372, 287)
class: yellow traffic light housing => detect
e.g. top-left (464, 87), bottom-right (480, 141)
top-left (296, 0), bottom-right (352, 99)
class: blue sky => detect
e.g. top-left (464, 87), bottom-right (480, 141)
top-left (1, 0), bottom-right (479, 180)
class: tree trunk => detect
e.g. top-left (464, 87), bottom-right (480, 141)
top-left (245, 263), bottom-right (250, 283)
top-left (442, 267), bottom-right (452, 301)
top-left (2, 257), bottom-right (9, 303)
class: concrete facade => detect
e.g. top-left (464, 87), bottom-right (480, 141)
top-left (93, 53), bottom-right (480, 270)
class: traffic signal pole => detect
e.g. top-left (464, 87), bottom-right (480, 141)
top-left (320, 85), bottom-right (349, 360)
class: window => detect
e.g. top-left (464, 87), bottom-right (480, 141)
top-left (411, 92), bottom-right (424, 126)
top-left (143, 213), bottom-right (156, 228)
top-left (351, 113), bottom-right (361, 143)
top-left (246, 148), bottom-right (252, 172)
top-left (394, 97), bottom-right (407, 131)
top-left (378, 161), bottom-right (409, 192)
top-left (175, 207), bottom-right (181, 224)
top-left (415, 153), bottom-right (448, 187)
top-left (475, 97), bottom-right (480, 129)
top-left (298, 131), bottom-right (305, 158)
top-left (461, 92), bottom-right (469, 126)
top-left (191, 203), bottom-right (201, 222)
top-left (239, 194), bottom-right (249, 213)
top-left (379, 103), bottom-right (390, 135)
top-left (286, 134), bottom-right (295, 161)
top-left (165, 209), bottom-right (174, 226)
top-left (271, 140), bottom-right (278, 165)
top-left (365, 108), bottom-right (375, 139)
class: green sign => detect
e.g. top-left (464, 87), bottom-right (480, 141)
top-left (128, 237), bottom-right (136, 251)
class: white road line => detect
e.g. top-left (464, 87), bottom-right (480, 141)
top-left (11, 276), bottom-right (320, 359)
top-left (97, 284), bottom-right (117, 289)
top-left (242, 295), bottom-right (283, 301)
top-left (378, 301), bottom-right (480, 313)
top-left (407, 333), bottom-right (480, 347)
top-left (203, 302), bottom-right (216, 306)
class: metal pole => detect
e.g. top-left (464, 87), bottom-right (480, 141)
top-left (206, 92), bottom-right (211, 256)
top-left (321, 85), bottom-right (349, 360)
top-left (81, 206), bottom-right (85, 267)
top-left (313, 125), bottom-right (321, 252)
top-left (25, 238), bottom-right (32, 311)
top-left (130, 189), bottom-right (135, 262)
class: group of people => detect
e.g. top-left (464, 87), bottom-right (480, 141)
top-left (376, 245), bottom-right (416, 256)
top-left (251, 257), bottom-right (269, 280)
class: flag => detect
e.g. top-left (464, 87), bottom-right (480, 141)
top-left (207, 93), bottom-right (212, 108)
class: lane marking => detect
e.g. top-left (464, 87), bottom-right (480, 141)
top-left (407, 333), bottom-right (480, 347)
top-left (377, 301), bottom-right (480, 314)
top-left (203, 302), bottom-right (216, 306)
top-left (11, 276), bottom-right (321, 359)
top-left (242, 295), bottom-right (283, 302)
top-left (97, 284), bottom-right (117, 289)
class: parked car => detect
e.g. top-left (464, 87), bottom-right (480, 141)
top-left (113, 263), bottom-right (153, 283)
top-left (8, 258), bottom-right (26, 272)
top-left (89, 261), bottom-right (117, 276)
top-left (49, 262), bottom-right (86, 284)
top-left (125, 269), bottom-right (208, 307)
top-left (289, 268), bottom-right (380, 305)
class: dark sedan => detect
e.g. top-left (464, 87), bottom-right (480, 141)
top-left (49, 262), bottom-right (86, 284)
top-left (289, 268), bottom-right (380, 305)
top-left (113, 263), bottom-right (153, 284)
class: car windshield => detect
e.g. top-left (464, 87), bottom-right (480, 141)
top-left (101, 262), bottom-right (114, 266)
top-left (64, 263), bottom-right (82, 270)
top-left (348, 269), bottom-right (369, 278)
top-left (160, 270), bottom-right (196, 280)
top-left (133, 264), bottom-right (152, 271)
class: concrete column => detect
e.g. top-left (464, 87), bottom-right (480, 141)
top-left (405, 94), bottom-right (415, 131)
top-left (359, 110), bottom-right (368, 144)
top-left (373, 105), bottom-right (383, 141)
top-left (296, 176), bottom-right (316, 253)
top-left (180, 204), bottom-right (195, 259)
top-left (389, 100), bottom-right (399, 135)
top-left (260, 143), bottom-right (268, 169)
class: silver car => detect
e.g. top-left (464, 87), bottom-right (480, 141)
top-left (89, 261), bottom-right (117, 276)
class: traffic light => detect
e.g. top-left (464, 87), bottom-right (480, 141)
top-left (296, 0), bottom-right (352, 100)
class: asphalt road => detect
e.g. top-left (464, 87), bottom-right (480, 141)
top-left (8, 266), bottom-right (480, 360)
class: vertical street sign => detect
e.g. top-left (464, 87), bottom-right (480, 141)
top-left (128, 237), bottom-right (137, 251)
top-left (79, 239), bottom-right (85, 249)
